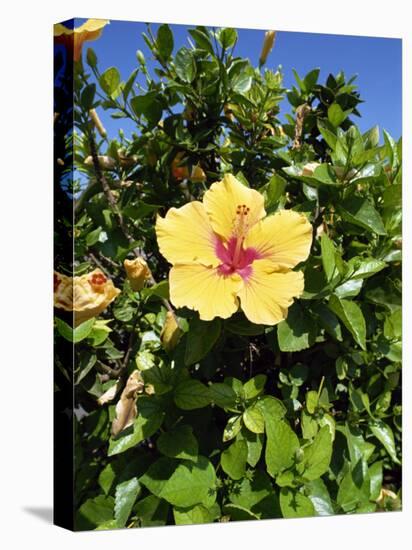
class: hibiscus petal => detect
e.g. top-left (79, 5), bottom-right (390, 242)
top-left (156, 201), bottom-right (219, 266)
top-left (203, 174), bottom-right (266, 240)
top-left (237, 259), bottom-right (304, 325)
top-left (245, 210), bottom-right (312, 269)
top-left (169, 263), bottom-right (243, 321)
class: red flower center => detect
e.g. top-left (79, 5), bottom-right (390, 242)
top-left (89, 273), bottom-right (107, 289)
top-left (215, 204), bottom-right (260, 280)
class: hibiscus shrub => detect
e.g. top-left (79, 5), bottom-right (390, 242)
top-left (54, 23), bottom-right (402, 530)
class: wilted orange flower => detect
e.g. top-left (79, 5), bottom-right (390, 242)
top-left (302, 162), bottom-right (321, 176)
top-left (171, 152), bottom-right (190, 181)
top-left (156, 174), bottom-right (312, 325)
top-left (124, 258), bottom-right (152, 291)
top-left (54, 268), bottom-right (120, 326)
top-left (54, 19), bottom-right (109, 62)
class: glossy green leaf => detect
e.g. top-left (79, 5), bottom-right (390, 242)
top-left (328, 295), bottom-right (366, 350)
top-left (157, 425), bottom-right (199, 461)
top-left (221, 439), bottom-right (248, 480)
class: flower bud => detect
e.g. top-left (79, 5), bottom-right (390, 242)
top-left (89, 108), bottom-right (107, 138)
top-left (84, 155), bottom-right (116, 170)
top-left (224, 103), bottom-right (234, 121)
top-left (124, 257), bottom-right (151, 291)
top-left (160, 311), bottom-right (183, 352)
top-left (190, 164), bottom-right (206, 183)
top-left (259, 31), bottom-right (276, 66)
top-left (136, 50), bottom-right (146, 65)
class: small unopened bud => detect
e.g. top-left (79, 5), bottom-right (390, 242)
top-left (57, 158), bottom-right (65, 166)
top-left (259, 31), bottom-right (276, 66)
top-left (160, 311), bottom-right (183, 352)
top-left (84, 155), bottom-right (116, 170)
top-left (224, 103), bottom-right (234, 121)
top-left (136, 50), bottom-right (146, 65)
top-left (124, 257), bottom-right (151, 291)
top-left (190, 165), bottom-right (206, 183)
top-left (89, 108), bottom-right (107, 138)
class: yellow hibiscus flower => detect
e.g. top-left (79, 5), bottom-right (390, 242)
top-left (54, 19), bottom-right (109, 62)
top-left (54, 269), bottom-right (120, 326)
top-left (155, 174), bottom-right (313, 325)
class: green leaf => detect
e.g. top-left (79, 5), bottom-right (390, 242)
top-left (81, 83), bottom-right (96, 110)
top-left (108, 400), bottom-right (165, 456)
top-left (223, 415), bottom-right (242, 442)
top-left (209, 383), bottom-right (237, 409)
top-left (312, 164), bottom-right (338, 185)
top-left (140, 456), bottom-right (216, 507)
top-left (156, 24), bottom-right (174, 60)
top-left (114, 478), bottom-right (140, 528)
top-left (277, 302), bottom-right (317, 352)
top-left (231, 71), bottom-right (253, 94)
top-left (217, 28), bottom-right (237, 49)
top-left (157, 425), bottom-right (199, 461)
top-left (243, 404), bottom-right (265, 434)
top-left (306, 479), bottom-right (334, 516)
top-left (222, 503), bottom-right (260, 521)
top-left (174, 379), bottom-right (211, 410)
top-left (346, 257), bottom-right (387, 280)
top-left (328, 295), bottom-right (366, 350)
top-left (337, 459), bottom-right (371, 512)
top-left (175, 47), bottom-right (197, 83)
top-left (188, 28), bottom-right (214, 54)
top-left (369, 461), bottom-right (383, 501)
top-left (76, 495), bottom-right (114, 530)
top-left (318, 119), bottom-right (337, 149)
top-left (280, 488), bottom-right (316, 518)
top-left (328, 103), bottom-right (346, 127)
top-left (173, 503), bottom-right (219, 525)
top-left (100, 67), bottom-right (121, 97)
top-left (228, 469), bottom-right (275, 513)
top-left (314, 303), bottom-right (342, 342)
top-left (259, 173), bottom-right (286, 210)
top-left (321, 234), bottom-right (337, 282)
top-left (141, 280), bottom-right (169, 300)
top-left (339, 197), bottom-right (386, 235)
top-left (184, 317), bottom-right (221, 365)
top-left (369, 420), bottom-right (400, 464)
top-left (221, 439), bottom-right (248, 480)
top-left (243, 375), bottom-right (267, 400)
top-left (244, 431), bottom-right (264, 467)
top-left (264, 417), bottom-right (299, 477)
top-left (363, 125), bottom-right (380, 149)
top-left (98, 463), bottom-right (116, 495)
top-left (303, 68), bottom-right (320, 92)
top-left (225, 315), bottom-right (265, 336)
top-left (55, 318), bottom-right (95, 343)
top-left (301, 426), bottom-right (333, 480)
top-left (306, 390), bottom-right (318, 414)
top-left (135, 495), bottom-right (169, 527)
top-left (130, 92), bottom-right (163, 128)
top-left (256, 395), bottom-right (286, 421)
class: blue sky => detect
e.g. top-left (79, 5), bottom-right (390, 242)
top-left (76, 18), bottom-right (402, 142)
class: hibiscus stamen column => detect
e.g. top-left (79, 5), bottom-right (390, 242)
top-left (232, 204), bottom-right (250, 266)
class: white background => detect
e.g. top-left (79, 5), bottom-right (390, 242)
top-left (0, 0), bottom-right (410, 548)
